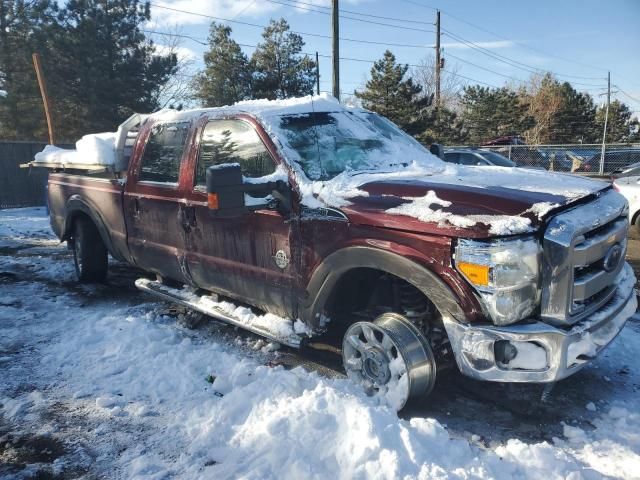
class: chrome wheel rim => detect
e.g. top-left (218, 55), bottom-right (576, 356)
top-left (342, 313), bottom-right (436, 410)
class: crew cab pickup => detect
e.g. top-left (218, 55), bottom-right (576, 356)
top-left (43, 95), bottom-right (637, 410)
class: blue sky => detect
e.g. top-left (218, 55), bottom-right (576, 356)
top-left (148, 0), bottom-right (640, 114)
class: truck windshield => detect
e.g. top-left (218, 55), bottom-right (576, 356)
top-left (275, 111), bottom-right (440, 181)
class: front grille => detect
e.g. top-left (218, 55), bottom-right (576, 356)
top-left (540, 189), bottom-right (628, 327)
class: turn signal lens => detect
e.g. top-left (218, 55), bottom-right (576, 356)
top-left (208, 193), bottom-right (219, 209)
top-left (457, 262), bottom-right (490, 287)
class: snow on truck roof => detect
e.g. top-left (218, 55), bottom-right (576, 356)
top-left (148, 93), bottom-right (350, 122)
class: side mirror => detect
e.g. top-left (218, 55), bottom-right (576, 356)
top-left (206, 163), bottom-right (246, 217)
top-left (429, 143), bottom-right (445, 160)
top-left (206, 163), bottom-right (290, 217)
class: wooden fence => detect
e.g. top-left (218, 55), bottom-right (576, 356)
top-left (0, 142), bottom-right (71, 209)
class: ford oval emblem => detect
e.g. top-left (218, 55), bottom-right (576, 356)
top-left (603, 244), bottom-right (623, 272)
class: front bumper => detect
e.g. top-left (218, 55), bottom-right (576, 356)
top-left (443, 262), bottom-right (637, 383)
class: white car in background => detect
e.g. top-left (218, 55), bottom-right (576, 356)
top-left (613, 176), bottom-right (640, 227)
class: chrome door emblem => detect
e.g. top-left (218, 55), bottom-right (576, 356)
top-left (603, 244), bottom-right (623, 272)
top-left (274, 250), bottom-right (289, 269)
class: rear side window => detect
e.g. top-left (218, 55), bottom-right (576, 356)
top-left (195, 120), bottom-right (276, 187)
top-left (139, 122), bottom-right (190, 184)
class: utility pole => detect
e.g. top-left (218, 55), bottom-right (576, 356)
top-left (332, 0), bottom-right (340, 101)
top-left (434, 10), bottom-right (441, 108)
top-left (32, 53), bottom-right (55, 145)
top-left (316, 51), bottom-right (320, 95)
top-left (599, 71), bottom-right (610, 176)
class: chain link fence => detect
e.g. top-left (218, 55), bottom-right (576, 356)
top-left (451, 144), bottom-right (640, 176)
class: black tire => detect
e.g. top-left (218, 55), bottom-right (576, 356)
top-left (633, 213), bottom-right (640, 233)
top-left (72, 216), bottom-right (108, 283)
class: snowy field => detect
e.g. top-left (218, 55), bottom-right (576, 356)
top-left (1, 207), bottom-right (640, 479)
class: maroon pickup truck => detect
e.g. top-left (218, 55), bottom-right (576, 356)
top-left (45, 96), bottom-right (637, 409)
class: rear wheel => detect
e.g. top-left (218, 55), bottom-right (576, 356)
top-left (72, 216), bottom-right (108, 283)
top-left (342, 312), bottom-right (436, 411)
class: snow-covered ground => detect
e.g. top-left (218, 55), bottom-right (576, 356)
top-left (1, 207), bottom-right (640, 479)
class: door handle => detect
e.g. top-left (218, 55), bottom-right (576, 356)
top-left (133, 198), bottom-right (141, 217)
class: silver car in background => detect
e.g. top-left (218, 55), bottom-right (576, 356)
top-left (613, 176), bottom-right (640, 228)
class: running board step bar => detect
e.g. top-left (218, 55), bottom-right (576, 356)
top-left (135, 278), bottom-right (304, 348)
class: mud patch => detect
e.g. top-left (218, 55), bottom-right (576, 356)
top-left (0, 418), bottom-right (83, 479)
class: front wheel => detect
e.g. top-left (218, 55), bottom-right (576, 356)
top-left (72, 216), bottom-right (108, 283)
top-left (342, 312), bottom-right (436, 411)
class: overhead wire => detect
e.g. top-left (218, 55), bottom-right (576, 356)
top-left (148, 3), bottom-right (433, 49)
top-left (263, 0), bottom-right (435, 33)
top-left (397, 0), bottom-right (609, 77)
top-left (272, 0), bottom-right (435, 26)
top-left (148, 2), bottom-right (617, 97)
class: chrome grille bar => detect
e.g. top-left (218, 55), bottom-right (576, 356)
top-left (541, 189), bottom-right (628, 327)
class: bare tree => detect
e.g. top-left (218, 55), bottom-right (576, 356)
top-left (411, 55), bottom-right (464, 110)
top-left (520, 73), bottom-right (564, 144)
top-left (151, 27), bottom-right (199, 110)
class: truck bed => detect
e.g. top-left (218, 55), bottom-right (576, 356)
top-left (48, 172), bottom-right (130, 263)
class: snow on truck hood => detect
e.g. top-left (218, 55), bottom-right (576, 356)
top-left (327, 163), bottom-right (609, 236)
top-left (232, 94), bottom-right (609, 236)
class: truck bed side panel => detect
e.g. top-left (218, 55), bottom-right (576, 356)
top-left (48, 173), bottom-right (130, 263)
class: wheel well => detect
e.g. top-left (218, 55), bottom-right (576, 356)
top-left (65, 211), bottom-right (113, 257)
top-left (631, 210), bottom-right (640, 226)
top-left (66, 211), bottom-right (91, 238)
top-left (324, 268), bottom-right (443, 335)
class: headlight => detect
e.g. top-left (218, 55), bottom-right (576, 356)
top-left (455, 237), bottom-right (541, 326)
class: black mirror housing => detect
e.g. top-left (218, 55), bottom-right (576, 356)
top-left (206, 163), bottom-right (291, 217)
top-left (206, 163), bottom-right (248, 217)
top-left (430, 143), bottom-right (445, 160)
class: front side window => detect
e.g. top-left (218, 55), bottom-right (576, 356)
top-left (195, 120), bottom-right (276, 187)
top-left (139, 122), bottom-right (190, 184)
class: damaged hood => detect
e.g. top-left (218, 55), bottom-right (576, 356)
top-left (332, 166), bottom-right (610, 237)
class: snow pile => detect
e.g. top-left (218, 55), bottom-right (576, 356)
top-left (198, 294), bottom-right (312, 338)
top-left (34, 131), bottom-right (117, 166)
top-left (0, 303), bottom-right (591, 479)
top-left (387, 189), bottom-right (533, 235)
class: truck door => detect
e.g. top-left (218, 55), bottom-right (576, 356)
top-left (123, 120), bottom-right (192, 282)
top-left (183, 117), bottom-right (296, 318)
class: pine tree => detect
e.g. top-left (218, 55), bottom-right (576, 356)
top-left (250, 18), bottom-right (316, 100)
top-left (417, 107), bottom-right (467, 145)
top-left (194, 23), bottom-right (251, 107)
top-left (0, 0), bottom-right (60, 140)
top-left (53, 0), bottom-right (177, 137)
top-left (355, 50), bottom-right (430, 135)
top-left (595, 100), bottom-right (639, 143)
top-left (548, 82), bottom-right (598, 143)
top-left (461, 86), bottom-right (534, 144)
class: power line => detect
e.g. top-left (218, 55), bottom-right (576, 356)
top-left (441, 30), bottom-right (606, 88)
top-left (148, 3), bottom-right (432, 49)
top-left (445, 51), bottom-right (528, 84)
top-left (398, 0), bottom-right (609, 77)
top-left (143, 30), bottom-right (208, 46)
top-left (270, 0), bottom-right (435, 26)
top-left (442, 69), bottom-right (501, 89)
top-left (614, 86), bottom-right (640, 104)
top-left (263, 0), bottom-right (435, 33)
